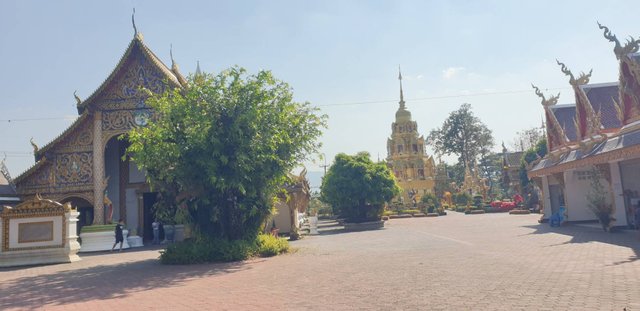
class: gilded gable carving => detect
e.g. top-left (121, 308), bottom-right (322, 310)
top-left (19, 162), bottom-right (54, 191)
top-left (97, 49), bottom-right (167, 111)
top-left (55, 152), bottom-right (93, 186)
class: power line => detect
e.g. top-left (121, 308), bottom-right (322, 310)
top-left (0, 86), bottom-right (571, 121)
top-left (316, 87), bottom-right (570, 107)
top-left (0, 117), bottom-right (73, 122)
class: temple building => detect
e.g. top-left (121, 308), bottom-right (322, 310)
top-left (386, 68), bottom-right (436, 204)
top-left (501, 143), bottom-right (524, 196)
top-left (12, 23), bottom-right (188, 239)
top-left (528, 23), bottom-right (640, 228)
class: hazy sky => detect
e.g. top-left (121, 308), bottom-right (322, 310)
top-left (1, 0), bottom-right (638, 176)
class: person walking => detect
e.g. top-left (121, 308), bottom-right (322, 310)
top-left (111, 219), bottom-right (125, 251)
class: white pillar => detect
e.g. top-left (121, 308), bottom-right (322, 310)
top-left (609, 161), bottom-right (627, 227)
top-left (542, 176), bottom-right (552, 220)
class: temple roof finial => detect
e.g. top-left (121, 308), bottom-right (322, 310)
top-left (398, 65), bottom-right (405, 109)
top-left (170, 44), bottom-right (175, 68)
top-left (73, 90), bottom-right (82, 105)
top-left (132, 8), bottom-right (138, 37)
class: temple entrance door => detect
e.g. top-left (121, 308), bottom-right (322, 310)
top-left (143, 192), bottom-right (158, 241)
top-left (618, 158), bottom-right (640, 227)
top-left (548, 185), bottom-right (563, 214)
top-left (104, 135), bottom-right (129, 224)
top-left (60, 197), bottom-right (93, 235)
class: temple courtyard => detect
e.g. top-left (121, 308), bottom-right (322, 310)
top-left (1, 212), bottom-right (639, 310)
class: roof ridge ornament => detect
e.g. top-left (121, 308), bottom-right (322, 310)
top-left (132, 8), bottom-right (143, 40)
top-left (170, 44), bottom-right (175, 68)
top-left (73, 90), bottom-right (82, 105)
top-left (30, 138), bottom-right (39, 155)
top-left (169, 44), bottom-right (189, 88)
top-left (556, 60), bottom-right (592, 86)
top-left (598, 22), bottom-right (640, 60)
top-left (532, 84), bottom-right (560, 106)
top-left (132, 8), bottom-right (138, 36)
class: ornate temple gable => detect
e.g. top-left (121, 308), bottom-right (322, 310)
top-left (598, 23), bottom-right (640, 125)
top-left (13, 159), bottom-right (54, 195)
top-left (556, 60), bottom-right (600, 140)
top-left (15, 150), bottom-right (94, 197)
top-left (76, 35), bottom-right (182, 114)
top-left (532, 85), bottom-right (569, 152)
top-left (35, 113), bottom-right (93, 160)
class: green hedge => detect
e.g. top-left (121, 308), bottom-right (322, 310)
top-left (160, 234), bottom-right (290, 265)
top-left (80, 224), bottom-right (116, 233)
top-left (400, 209), bottom-right (421, 215)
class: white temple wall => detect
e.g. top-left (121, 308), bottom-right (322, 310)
top-left (129, 161), bottom-right (146, 183)
top-left (564, 169), bottom-right (601, 222)
top-left (125, 188), bottom-right (139, 234)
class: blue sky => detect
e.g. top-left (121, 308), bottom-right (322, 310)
top-left (1, 0), bottom-right (638, 176)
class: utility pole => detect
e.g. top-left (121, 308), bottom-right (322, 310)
top-left (319, 153), bottom-right (329, 175)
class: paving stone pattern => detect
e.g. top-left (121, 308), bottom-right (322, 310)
top-left (1, 212), bottom-right (639, 310)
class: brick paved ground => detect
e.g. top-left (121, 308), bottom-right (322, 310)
top-left (1, 212), bottom-right (639, 310)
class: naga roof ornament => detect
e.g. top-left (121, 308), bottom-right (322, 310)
top-left (599, 22), bottom-right (640, 125)
top-left (29, 138), bottom-right (38, 155)
top-left (169, 44), bottom-right (189, 87)
top-left (132, 8), bottom-right (143, 40)
top-left (532, 84), bottom-right (560, 107)
top-left (556, 60), bottom-right (600, 139)
top-left (532, 84), bottom-right (568, 151)
top-left (73, 90), bottom-right (82, 105)
top-left (556, 60), bottom-right (592, 87)
top-left (598, 22), bottom-right (640, 60)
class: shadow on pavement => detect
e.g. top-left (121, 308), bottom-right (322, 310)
top-left (521, 223), bottom-right (640, 265)
top-left (0, 257), bottom-right (251, 309)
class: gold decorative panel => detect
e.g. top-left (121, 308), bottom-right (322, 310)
top-left (55, 152), bottom-right (92, 186)
top-left (18, 221), bottom-right (54, 243)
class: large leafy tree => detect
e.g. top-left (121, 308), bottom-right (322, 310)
top-left (320, 152), bottom-right (400, 222)
top-left (127, 67), bottom-right (326, 240)
top-left (510, 126), bottom-right (544, 151)
top-left (428, 103), bottom-right (494, 169)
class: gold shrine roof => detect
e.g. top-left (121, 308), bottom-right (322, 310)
top-left (76, 34), bottom-right (183, 114)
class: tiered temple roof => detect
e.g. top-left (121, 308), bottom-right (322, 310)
top-left (529, 24), bottom-right (640, 178)
top-left (14, 27), bottom-right (186, 198)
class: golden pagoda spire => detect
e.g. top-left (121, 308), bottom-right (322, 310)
top-left (398, 65), bottom-right (405, 110)
top-left (195, 61), bottom-right (202, 76)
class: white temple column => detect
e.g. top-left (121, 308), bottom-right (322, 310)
top-left (93, 111), bottom-right (105, 225)
top-left (609, 161), bottom-right (627, 227)
top-left (542, 176), bottom-right (552, 220)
